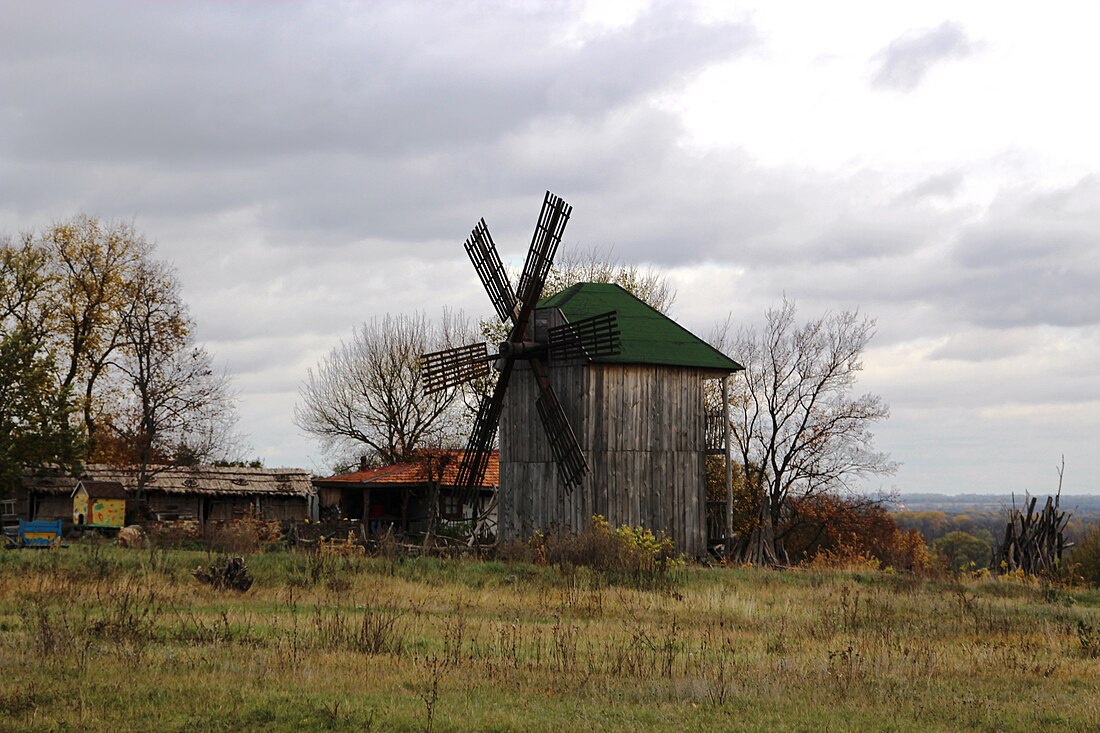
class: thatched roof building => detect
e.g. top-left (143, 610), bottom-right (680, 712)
top-left (26, 464), bottom-right (313, 523)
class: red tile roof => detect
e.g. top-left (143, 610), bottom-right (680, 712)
top-left (316, 450), bottom-right (499, 490)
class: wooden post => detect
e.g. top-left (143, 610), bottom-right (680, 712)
top-left (363, 490), bottom-right (371, 528)
top-left (723, 376), bottom-right (734, 559)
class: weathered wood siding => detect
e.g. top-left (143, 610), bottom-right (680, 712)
top-left (499, 363), bottom-right (709, 557)
top-left (31, 494), bottom-right (72, 522)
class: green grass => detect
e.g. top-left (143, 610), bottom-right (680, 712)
top-left (1, 542), bottom-right (1098, 732)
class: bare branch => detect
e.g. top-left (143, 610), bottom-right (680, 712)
top-left (295, 311), bottom-right (475, 467)
top-left (721, 297), bottom-right (897, 564)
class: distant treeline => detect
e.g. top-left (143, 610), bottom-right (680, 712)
top-left (893, 493), bottom-right (1100, 514)
top-left (891, 501), bottom-right (1100, 546)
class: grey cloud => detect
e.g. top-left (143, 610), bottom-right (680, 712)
top-left (0, 1), bottom-right (754, 257)
top-left (871, 21), bottom-right (977, 92)
top-left (904, 171), bottom-right (963, 200)
top-left (946, 179), bottom-right (1100, 328)
top-left (927, 328), bottom-right (1035, 363)
top-left (0, 2), bottom-right (753, 165)
top-left (724, 174), bottom-right (1100, 336)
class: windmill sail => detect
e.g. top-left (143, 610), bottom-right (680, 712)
top-left (455, 359), bottom-right (515, 506)
top-left (547, 310), bottom-right (621, 362)
top-left (464, 219), bottom-right (518, 324)
top-left (516, 192), bottom-right (571, 313)
top-left (533, 376), bottom-right (587, 490)
top-left (421, 342), bottom-right (491, 394)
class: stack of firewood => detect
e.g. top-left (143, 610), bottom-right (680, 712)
top-left (193, 556), bottom-right (253, 592)
top-left (998, 494), bottom-right (1071, 576)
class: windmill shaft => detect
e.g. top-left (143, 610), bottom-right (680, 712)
top-left (497, 340), bottom-right (547, 359)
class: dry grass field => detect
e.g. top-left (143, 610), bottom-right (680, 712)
top-left (1, 543), bottom-right (1099, 732)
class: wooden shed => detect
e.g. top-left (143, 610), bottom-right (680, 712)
top-left (27, 464), bottom-right (313, 523)
top-left (314, 450), bottom-right (498, 536)
top-left (499, 283), bottom-right (741, 557)
top-left (72, 480), bottom-right (127, 528)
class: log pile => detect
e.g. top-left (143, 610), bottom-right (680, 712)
top-left (997, 494), bottom-right (1071, 576)
top-left (193, 556), bottom-right (253, 592)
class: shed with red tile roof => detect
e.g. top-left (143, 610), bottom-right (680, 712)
top-left (313, 450), bottom-right (497, 536)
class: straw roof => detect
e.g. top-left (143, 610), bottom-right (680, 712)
top-left (28, 464), bottom-right (312, 498)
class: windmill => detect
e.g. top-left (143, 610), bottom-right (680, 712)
top-left (420, 192), bottom-right (621, 515)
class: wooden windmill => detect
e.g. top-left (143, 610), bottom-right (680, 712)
top-left (421, 192), bottom-right (621, 503)
top-left (423, 192), bottom-right (742, 556)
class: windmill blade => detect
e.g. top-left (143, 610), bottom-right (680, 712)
top-left (530, 359), bottom-right (587, 490)
top-left (454, 358), bottom-right (515, 507)
top-left (515, 191), bottom-right (571, 314)
top-left (421, 342), bottom-right (492, 394)
top-left (547, 311), bottom-right (621, 363)
top-left (534, 383), bottom-right (587, 491)
top-left (464, 219), bottom-right (518, 324)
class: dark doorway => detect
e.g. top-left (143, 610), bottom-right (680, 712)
top-left (343, 490), bottom-right (365, 521)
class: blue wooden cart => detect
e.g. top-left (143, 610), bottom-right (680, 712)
top-left (4, 519), bottom-right (63, 548)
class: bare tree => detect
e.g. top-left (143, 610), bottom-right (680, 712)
top-left (480, 245), bottom-right (678, 357)
top-left (107, 260), bottom-right (240, 494)
top-left (296, 311), bottom-right (473, 468)
top-left (714, 298), bottom-right (896, 565)
top-left (543, 245), bottom-right (677, 314)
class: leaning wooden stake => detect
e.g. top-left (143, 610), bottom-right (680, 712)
top-left (997, 457), bottom-right (1072, 576)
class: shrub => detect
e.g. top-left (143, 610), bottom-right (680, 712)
top-left (932, 531), bottom-right (993, 573)
top-left (1069, 526), bottom-right (1100, 587)
top-left (527, 515), bottom-right (683, 585)
top-left (193, 556), bottom-right (254, 592)
top-left (206, 517), bottom-right (284, 554)
top-left (782, 494), bottom-right (933, 573)
top-left (206, 522), bottom-right (262, 554)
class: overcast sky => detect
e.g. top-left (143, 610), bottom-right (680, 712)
top-left (2, 1), bottom-right (1097, 494)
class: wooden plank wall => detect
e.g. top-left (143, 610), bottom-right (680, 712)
top-left (500, 362), bottom-right (709, 557)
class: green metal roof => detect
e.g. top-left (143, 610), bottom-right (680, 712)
top-left (539, 283), bottom-right (743, 373)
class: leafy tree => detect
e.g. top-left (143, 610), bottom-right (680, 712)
top-left (714, 298), bottom-right (896, 565)
top-left (892, 511), bottom-right (951, 542)
top-left (932, 530), bottom-right (993, 572)
top-left (782, 493), bottom-right (929, 571)
top-left (705, 455), bottom-right (760, 538)
top-left (43, 216), bottom-right (149, 452)
top-left (0, 328), bottom-right (83, 497)
top-left (1, 235), bottom-right (54, 340)
top-left (0, 239), bottom-right (83, 495)
top-left (2, 218), bottom-right (240, 491)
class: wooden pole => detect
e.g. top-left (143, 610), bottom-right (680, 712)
top-left (723, 376), bottom-right (734, 559)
